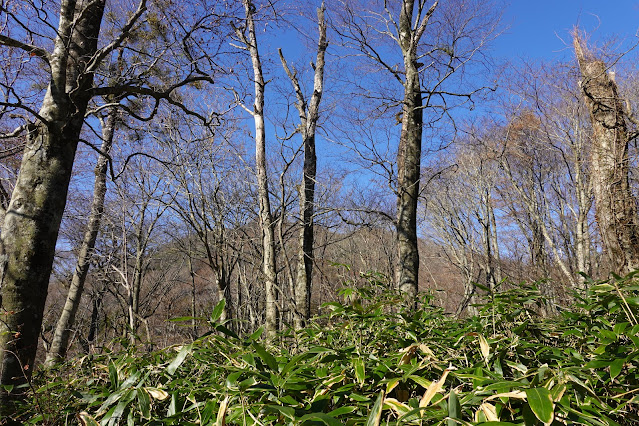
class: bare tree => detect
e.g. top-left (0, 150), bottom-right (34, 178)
top-left (44, 106), bottom-right (117, 367)
top-left (423, 143), bottom-right (502, 315)
top-left (333, 0), bottom-right (500, 300)
top-left (162, 115), bottom-right (248, 327)
top-left (278, 2), bottom-right (328, 329)
top-left (233, 0), bottom-right (279, 338)
top-left (0, 0), bottom-right (109, 407)
top-left (0, 0), bottom-right (221, 405)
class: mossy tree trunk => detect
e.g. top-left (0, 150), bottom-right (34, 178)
top-left (0, 0), bottom-right (106, 410)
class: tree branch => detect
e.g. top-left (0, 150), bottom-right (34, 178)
top-left (90, 75), bottom-right (214, 123)
top-left (0, 35), bottom-right (50, 63)
top-left (86, 0), bottom-right (148, 73)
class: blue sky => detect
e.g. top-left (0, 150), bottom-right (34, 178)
top-left (496, 1), bottom-right (639, 60)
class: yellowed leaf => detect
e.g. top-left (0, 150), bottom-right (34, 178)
top-left (215, 395), bottom-right (229, 426)
top-left (385, 377), bottom-right (400, 395)
top-left (479, 334), bottom-right (490, 362)
top-left (77, 411), bottom-right (99, 426)
top-left (485, 390), bottom-right (527, 401)
top-left (480, 402), bottom-right (499, 421)
top-left (553, 384), bottom-right (567, 402)
top-left (399, 344), bottom-right (418, 365)
top-left (384, 397), bottom-right (411, 416)
top-left (146, 387), bottom-right (169, 401)
top-left (419, 369), bottom-right (450, 407)
top-left (418, 344), bottom-right (436, 358)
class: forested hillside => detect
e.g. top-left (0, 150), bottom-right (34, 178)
top-left (1, 0), bottom-right (639, 423)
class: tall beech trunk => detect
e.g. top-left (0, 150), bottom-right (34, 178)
top-left (0, 0), bottom-right (106, 409)
top-left (395, 1), bottom-right (437, 300)
top-left (574, 34), bottom-right (639, 274)
top-left (238, 0), bottom-right (278, 338)
top-left (44, 109), bottom-right (116, 367)
top-left (279, 3), bottom-right (327, 330)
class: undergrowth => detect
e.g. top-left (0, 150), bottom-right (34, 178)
top-left (8, 271), bottom-right (639, 425)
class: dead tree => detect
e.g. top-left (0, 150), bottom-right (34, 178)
top-left (574, 33), bottom-right (639, 274)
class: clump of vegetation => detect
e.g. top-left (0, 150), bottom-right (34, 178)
top-left (10, 272), bottom-right (639, 425)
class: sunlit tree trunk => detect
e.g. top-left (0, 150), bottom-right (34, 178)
top-left (395, 0), bottom-right (437, 301)
top-left (238, 0), bottom-right (279, 338)
top-left (279, 3), bottom-right (327, 330)
top-left (574, 34), bottom-right (639, 274)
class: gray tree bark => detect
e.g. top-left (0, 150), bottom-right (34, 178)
top-left (279, 3), bottom-right (327, 330)
top-left (0, 0), bottom-right (106, 410)
top-left (0, 0), bottom-right (216, 409)
top-left (395, 1), bottom-right (438, 300)
top-left (44, 108), bottom-right (116, 367)
top-left (237, 0), bottom-right (279, 338)
top-left (574, 34), bottom-right (639, 274)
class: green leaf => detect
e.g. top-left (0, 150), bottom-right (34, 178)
top-left (96, 389), bottom-right (126, 417)
top-left (210, 299), bottom-right (226, 323)
top-left (249, 326), bottom-right (264, 341)
top-left (253, 342), bottom-right (278, 372)
top-left (609, 358), bottom-right (625, 381)
top-left (109, 361), bottom-right (119, 390)
top-left (625, 296), bottom-right (639, 306)
top-left (447, 390), bottom-right (461, 426)
top-left (350, 392), bottom-right (371, 402)
top-left (137, 388), bottom-right (151, 419)
top-left (106, 388), bottom-right (135, 426)
top-left (167, 392), bottom-right (178, 417)
top-left (366, 391), bottom-right (384, 426)
top-left (525, 387), bottom-right (554, 425)
top-left (328, 406), bottom-right (357, 416)
top-left (214, 324), bottom-right (238, 339)
top-left (265, 404), bottom-right (296, 420)
top-left (168, 316), bottom-right (199, 322)
top-left (281, 352), bottom-right (313, 376)
top-left (474, 282), bottom-right (492, 292)
top-left (409, 374), bottom-right (431, 389)
top-left (166, 344), bottom-right (191, 376)
top-left (354, 357), bottom-right (365, 385)
top-left (585, 359), bottom-right (612, 369)
top-left (299, 412), bottom-right (343, 426)
top-left (591, 283), bottom-right (615, 292)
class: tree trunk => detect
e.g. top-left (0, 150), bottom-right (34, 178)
top-left (240, 0), bottom-right (278, 338)
top-left (488, 195), bottom-right (503, 285)
top-left (44, 108), bottom-right (116, 367)
top-left (279, 4), bottom-right (327, 330)
top-left (86, 282), bottom-right (107, 351)
top-left (574, 34), bottom-right (639, 274)
top-left (0, 0), bottom-right (106, 410)
top-left (396, 0), bottom-right (428, 300)
top-left (480, 189), bottom-right (500, 291)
